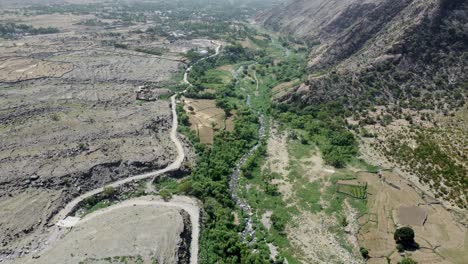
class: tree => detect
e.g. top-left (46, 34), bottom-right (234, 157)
top-left (360, 247), bottom-right (369, 259)
top-left (398, 257), bottom-right (418, 264)
top-left (394, 227), bottom-right (415, 247)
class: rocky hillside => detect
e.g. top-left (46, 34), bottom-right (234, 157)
top-left (258, 0), bottom-right (467, 112)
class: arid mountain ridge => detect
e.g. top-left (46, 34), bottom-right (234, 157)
top-left (258, 0), bottom-right (467, 111)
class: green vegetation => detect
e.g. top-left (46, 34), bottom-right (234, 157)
top-left (0, 23), bottom-right (59, 38)
top-left (360, 247), bottom-right (369, 259)
top-left (78, 182), bottom-right (147, 216)
top-left (337, 183), bottom-right (367, 199)
top-left (274, 104), bottom-right (358, 168)
top-left (398, 257), bottom-right (418, 264)
top-left (77, 19), bottom-right (109, 27)
top-left (134, 47), bottom-right (165, 56)
top-left (178, 108), bottom-right (272, 262)
top-left (394, 227), bottom-right (416, 249)
top-left (79, 255), bottom-right (144, 264)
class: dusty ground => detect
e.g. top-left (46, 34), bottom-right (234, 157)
top-left (18, 203), bottom-right (187, 264)
top-left (288, 211), bottom-right (361, 264)
top-left (263, 126), bottom-right (292, 200)
top-left (271, 79), bottom-right (299, 99)
top-left (182, 97), bottom-right (227, 144)
top-left (357, 171), bottom-right (467, 264)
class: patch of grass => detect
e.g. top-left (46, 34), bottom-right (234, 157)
top-left (349, 197), bottom-right (368, 216)
top-left (80, 199), bottom-right (113, 216)
top-left (323, 191), bottom-right (345, 215)
top-left (154, 177), bottom-right (179, 194)
top-left (349, 158), bottom-right (379, 173)
top-left (289, 140), bottom-right (313, 159)
top-left (296, 182), bottom-right (322, 213)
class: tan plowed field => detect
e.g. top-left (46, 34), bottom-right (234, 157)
top-left (357, 171), bottom-right (466, 264)
top-left (182, 98), bottom-right (229, 144)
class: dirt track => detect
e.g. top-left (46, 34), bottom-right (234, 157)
top-left (51, 93), bottom-right (185, 223)
top-left (33, 42), bottom-right (224, 264)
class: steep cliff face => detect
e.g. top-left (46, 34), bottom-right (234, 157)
top-left (258, 0), bottom-right (467, 111)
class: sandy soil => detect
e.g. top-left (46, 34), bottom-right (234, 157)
top-left (288, 211), bottom-right (363, 264)
top-left (271, 79), bottom-right (299, 99)
top-left (261, 210), bottom-right (273, 230)
top-left (264, 126), bottom-right (293, 200)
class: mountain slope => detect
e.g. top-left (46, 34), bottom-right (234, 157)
top-left (258, 0), bottom-right (467, 111)
top-left (258, 0), bottom-right (467, 209)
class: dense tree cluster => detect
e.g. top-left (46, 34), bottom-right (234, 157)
top-left (394, 227), bottom-right (415, 246)
top-left (0, 23), bottom-right (59, 38)
top-left (274, 102), bottom-right (358, 168)
top-left (175, 108), bottom-right (272, 262)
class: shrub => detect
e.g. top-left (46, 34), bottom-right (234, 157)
top-left (398, 257), bottom-right (418, 264)
top-left (271, 212), bottom-right (287, 232)
top-left (396, 243), bottom-right (405, 252)
top-left (103, 186), bottom-right (116, 198)
top-left (159, 189), bottom-right (172, 201)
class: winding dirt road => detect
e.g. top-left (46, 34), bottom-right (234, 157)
top-left (34, 41), bottom-right (224, 264)
top-left (53, 93), bottom-right (185, 224)
top-left (183, 41), bottom-right (222, 86)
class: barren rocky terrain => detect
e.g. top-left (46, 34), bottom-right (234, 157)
top-left (0, 6), bottom-right (206, 261)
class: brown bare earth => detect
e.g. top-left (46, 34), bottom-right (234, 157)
top-left (271, 79), bottom-right (299, 99)
top-left (357, 171), bottom-right (467, 264)
top-left (397, 206), bottom-right (427, 226)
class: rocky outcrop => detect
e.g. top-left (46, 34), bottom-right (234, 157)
top-left (258, 0), bottom-right (467, 111)
top-left (177, 210), bottom-right (192, 264)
